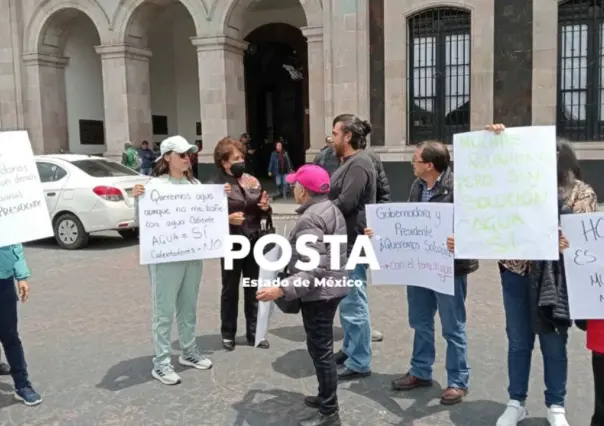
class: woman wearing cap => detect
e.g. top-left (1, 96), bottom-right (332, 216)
top-left (132, 135), bottom-right (220, 385)
top-left (257, 164), bottom-right (348, 426)
top-left (207, 137), bottom-right (272, 351)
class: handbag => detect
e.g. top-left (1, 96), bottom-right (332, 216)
top-left (259, 214), bottom-right (277, 255)
top-left (274, 268), bottom-right (301, 314)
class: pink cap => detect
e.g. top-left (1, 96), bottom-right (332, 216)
top-left (286, 164), bottom-right (331, 194)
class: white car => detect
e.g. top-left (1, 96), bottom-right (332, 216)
top-left (34, 154), bottom-right (150, 249)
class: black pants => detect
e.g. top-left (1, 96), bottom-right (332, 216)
top-left (0, 277), bottom-right (30, 390)
top-left (301, 297), bottom-right (343, 415)
top-left (593, 351), bottom-right (604, 426)
top-left (220, 252), bottom-right (260, 341)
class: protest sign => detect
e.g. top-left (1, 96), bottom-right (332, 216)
top-left (453, 126), bottom-right (559, 260)
top-left (138, 184), bottom-right (229, 265)
top-left (561, 212), bottom-right (604, 319)
top-left (0, 131), bottom-right (53, 246)
top-left (366, 203), bottom-right (454, 295)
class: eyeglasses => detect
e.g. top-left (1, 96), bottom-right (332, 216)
top-left (411, 159), bottom-right (426, 164)
top-left (175, 152), bottom-right (189, 159)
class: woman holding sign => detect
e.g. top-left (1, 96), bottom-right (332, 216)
top-left (476, 126), bottom-right (598, 426)
top-left (207, 137), bottom-right (272, 351)
top-left (133, 136), bottom-right (222, 386)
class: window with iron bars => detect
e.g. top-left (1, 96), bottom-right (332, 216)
top-left (407, 8), bottom-right (471, 144)
top-left (558, 0), bottom-right (604, 141)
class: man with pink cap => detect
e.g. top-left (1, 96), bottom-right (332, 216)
top-left (257, 164), bottom-right (348, 426)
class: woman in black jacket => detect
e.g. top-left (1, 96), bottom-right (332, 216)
top-left (208, 137), bottom-right (272, 350)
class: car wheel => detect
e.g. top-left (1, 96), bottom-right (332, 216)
top-left (54, 213), bottom-right (89, 250)
top-left (118, 229), bottom-right (139, 239)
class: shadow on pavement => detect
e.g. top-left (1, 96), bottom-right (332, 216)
top-left (25, 235), bottom-right (138, 251)
top-left (269, 325), bottom-right (344, 343)
top-left (97, 334), bottom-right (223, 391)
top-left (0, 381), bottom-right (17, 409)
top-left (231, 388), bottom-right (311, 426)
top-left (271, 348), bottom-right (315, 379)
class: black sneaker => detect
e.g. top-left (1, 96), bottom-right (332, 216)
top-left (14, 386), bottom-right (42, 406)
top-left (223, 339), bottom-right (235, 351)
top-left (248, 339), bottom-right (270, 349)
top-left (334, 350), bottom-right (348, 365)
top-left (0, 362), bottom-right (10, 375)
top-left (304, 395), bottom-right (320, 409)
top-left (298, 411), bottom-right (341, 426)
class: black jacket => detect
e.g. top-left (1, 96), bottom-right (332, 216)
top-left (329, 151), bottom-right (377, 255)
top-left (408, 167), bottom-right (479, 277)
top-left (365, 150), bottom-right (391, 204)
top-left (313, 146), bottom-right (341, 176)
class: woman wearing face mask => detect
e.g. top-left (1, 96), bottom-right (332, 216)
top-left (207, 137), bottom-right (272, 351)
top-left (132, 136), bottom-right (218, 385)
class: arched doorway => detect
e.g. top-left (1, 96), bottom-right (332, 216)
top-left (27, 8), bottom-right (105, 154)
top-left (244, 23), bottom-right (309, 176)
top-left (122, 0), bottom-right (202, 153)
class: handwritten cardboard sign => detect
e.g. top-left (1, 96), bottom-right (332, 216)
top-left (366, 203), bottom-right (455, 295)
top-left (453, 126), bottom-right (559, 260)
top-left (138, 184), bottom-right (229, 265)
top-left (0, 131), bottom-right (53, 246)
top-left (561, 212), bottom-right (604, 319)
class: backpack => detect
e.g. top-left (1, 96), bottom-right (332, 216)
top-left (131, 150), bottom-right (142, 171)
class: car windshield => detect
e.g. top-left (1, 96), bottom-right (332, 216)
top-left (71, 160), bottom-right (139, 177)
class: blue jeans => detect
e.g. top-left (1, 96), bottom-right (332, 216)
top-left (407, 275), bottom-right (469, 389)
top-left (274, 174), bottom-right (288, 198)
top-left (141, 168), bottom-right (152, 176)
top-left (339, 264), bottom-right (371, 373)
top-left (0, 277), bottom-right (30, 390)
top-left (501, 269), bottom-right (568, 407)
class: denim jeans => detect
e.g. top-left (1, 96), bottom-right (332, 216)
top-left (0, 277), bottom-right (31, 390)
top-left (339, 264), bottom-right (371, 373)
top-left (407, 275), bottom-right (469, 389)
top-left (500, 269), bottom-right (568, 407)
top-left (141, 168), bottom-right (152, 176)
top-left (274, 174), bottom-right (288, 198)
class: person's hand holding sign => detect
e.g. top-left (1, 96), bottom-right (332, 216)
top-left (485, 123), bottom-right (505, 133)
top-left (229, 212), bottom-right (245, 226)
top-left (364, 228), bottom-right (374, 237)
top-left (224, 183), bottom-right (232, 195)
top-left (257, 287), bottom-right (284, 301)
top-left (559, 231), bottom-right (569, 252)
top-left (133, 184), bottom-right (145, 197)
top-left (258, 191), bottom-right (270, 211)
top-left (446, 235), bottom-right (455, 253)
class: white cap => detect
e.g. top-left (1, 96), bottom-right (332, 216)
top-left (155, 135), bottom-right (198, 162)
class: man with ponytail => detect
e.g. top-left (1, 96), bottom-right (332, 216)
top-left (328, 114), bottom-right (376, 381)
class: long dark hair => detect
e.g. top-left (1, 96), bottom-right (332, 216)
top-left (152, 152), bottom-right (196, 182)
top-left (333, 114), bottom-right (372, 150)
top-left (557, 138), bottom-right (581, 199)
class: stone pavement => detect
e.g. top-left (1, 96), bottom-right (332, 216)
top-left (0, 221), bottom-right (595, 426)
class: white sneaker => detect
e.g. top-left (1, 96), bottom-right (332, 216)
top-left (496, 400), bottom-right (528, 426)
top-left (547, 405), bottom-right (570, 426)
top-left (151, 365), bottom-right (182, 385)
top-left (179, 353), bottom-right (213, 370)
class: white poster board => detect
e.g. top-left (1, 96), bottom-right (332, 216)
top-left (255, 244), bottom-right (281, 347)
top-left (138, 184), bottom-right (229, 264)
top-left (561, 212), bottom-right (604, 319)
top-left (366, 203), bottom-right (455, 295)
top-left (0, 131), bottom-right (53, 246)
top-left (453, 126), bottom-right (559, 260)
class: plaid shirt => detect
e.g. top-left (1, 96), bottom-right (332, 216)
top-left (419, 173), bottom-right (443, 202)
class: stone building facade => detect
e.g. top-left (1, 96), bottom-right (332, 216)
top-left (0, 0), bottom-right (603, 200)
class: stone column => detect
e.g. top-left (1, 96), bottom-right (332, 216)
top-left (326, 0), bottom-right (370, 126)
top-left (302, 26), bottom-right (325, 155)
top-left (22, 53), bottom-right (69, 154)
top-left (192, 35), bottom-right (247, 163)
top-left (95, 44), bottom-right (153, 161)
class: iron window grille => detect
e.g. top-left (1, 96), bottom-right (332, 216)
top-left (558, 0), bottom-right (604, 141)
top-left (407, 7), bottom-right (471, 144)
